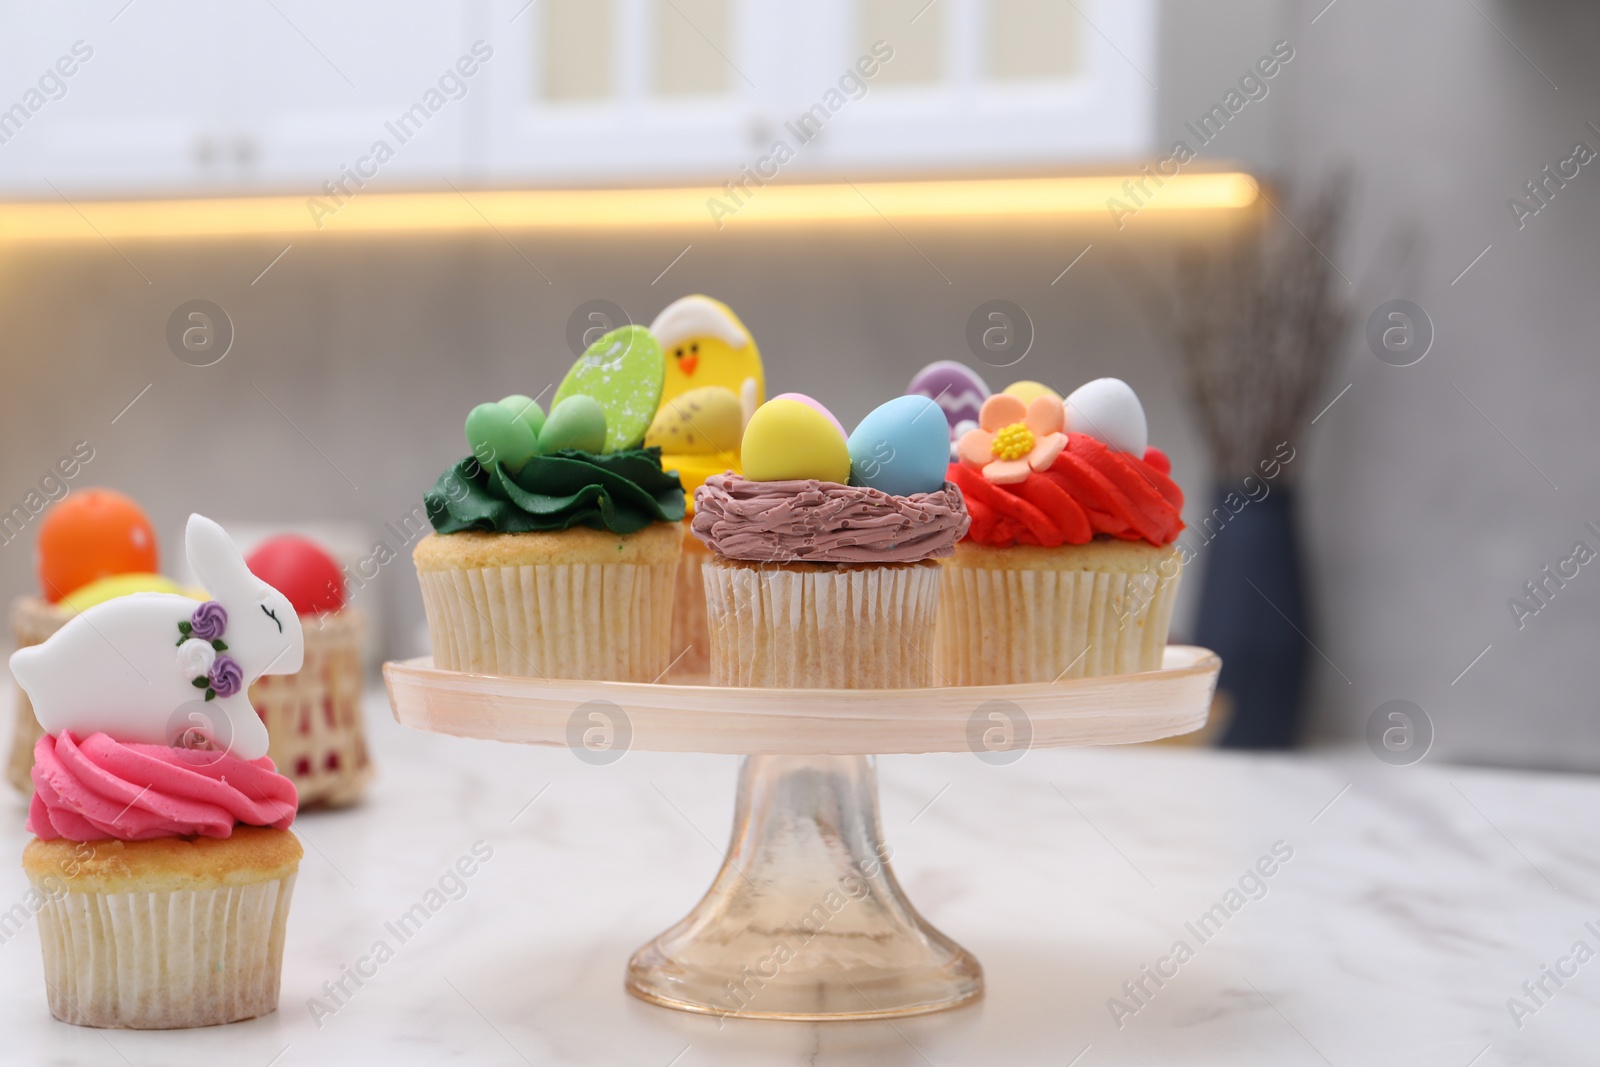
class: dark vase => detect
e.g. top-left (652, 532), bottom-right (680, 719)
top-left (1192, 485), bottom-right (1309, 749)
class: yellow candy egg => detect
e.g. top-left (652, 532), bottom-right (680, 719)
top-left (646, 385), bottom-right (744, 456)
top-left (1002, 380), bottom-right (1062, 406)
top-left (59, 573), bottom-right (204, 612)
top-left (740, 399), bottom-right (851, 484)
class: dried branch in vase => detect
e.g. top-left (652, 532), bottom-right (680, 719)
top-left (1169, 174), bottom-right (1354, 481)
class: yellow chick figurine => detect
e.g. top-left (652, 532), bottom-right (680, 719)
top-left (652, 295), bottom-right (764, 424)
top-left (645, 296), bottom-right (766, 507)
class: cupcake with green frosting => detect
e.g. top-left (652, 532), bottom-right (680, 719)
top-left (413, 326), bottom-right (687, 679)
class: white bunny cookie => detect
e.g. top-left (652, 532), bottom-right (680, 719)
top-left (10, 514), bottom-right (303, 761)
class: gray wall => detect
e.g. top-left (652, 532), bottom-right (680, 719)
top-left (1280, 0), bottom-right (1600, 769)
top-left (1, 0), bottom-right (1595, 770)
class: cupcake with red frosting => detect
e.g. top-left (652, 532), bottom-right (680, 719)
top-left (937, 377), bottom-right (1185, 683)
top-left (11, 514), bottom-right (304, 1029)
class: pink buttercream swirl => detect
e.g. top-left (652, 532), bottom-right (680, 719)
top-left (692, 474), bottom-right (969, 563)
top-left (28, 732), bottom-right (298, 842)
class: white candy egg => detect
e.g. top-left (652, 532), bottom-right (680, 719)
top-left (1063, 378), bottom-right (1148, 456)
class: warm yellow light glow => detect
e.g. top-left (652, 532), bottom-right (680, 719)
top-left (0, 174), bottom-right (1258, 241)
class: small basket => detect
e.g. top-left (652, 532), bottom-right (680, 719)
top-left (8, 596), bottom-right (68, 794)
top-left (248, 608), bottom-right (371, 808)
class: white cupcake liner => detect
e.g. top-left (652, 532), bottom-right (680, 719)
top-left (703, 559), bottom-right (942, 689)
top-left (668, 535), bottom-right (712, 682)
top-left (935, 560), bottom-right (1181, 685)
top-left (418, 561), bottom-right (677, 680)
top-left (33, 874), bottom-right (297, 1029)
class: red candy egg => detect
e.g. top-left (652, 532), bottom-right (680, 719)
top-left (245, 535), bottom-right (345, 616)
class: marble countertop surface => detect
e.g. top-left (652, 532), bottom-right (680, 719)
top-left (0, 689), bottom-right (1594, 1066)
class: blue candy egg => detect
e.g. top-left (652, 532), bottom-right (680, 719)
top-left (847, 395), bottom-right (952, 497)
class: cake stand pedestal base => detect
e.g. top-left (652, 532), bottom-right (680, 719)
top-left (626, 754), bottom-right (983, 1021)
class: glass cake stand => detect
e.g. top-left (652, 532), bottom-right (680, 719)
top-left (384, 646), bottom-right (1219, 1021)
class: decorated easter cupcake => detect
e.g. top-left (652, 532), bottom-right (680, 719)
top-left (415, 325), bottom-right (687, 678)
top-left (644, 296), bottom-right (766, 680)
top-left (245, 535), bottom-right (371, 807)
top-left (12, 514), bottom-right (303, 1029)
top-left (692, 393), bottom-right (968, 688)
top-left (8, 489), bottom-right (203, 793)
top-left (936, 375), bottom-right (1185, 683)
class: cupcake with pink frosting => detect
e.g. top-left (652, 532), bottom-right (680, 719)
top-left (11, 514), bottom-right (304, 1029)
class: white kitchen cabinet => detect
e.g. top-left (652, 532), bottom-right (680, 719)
top-left (0, 0), bottom-right (1155, 198)
top-left (481, 0), bottom-right (1156, 183)
top-left (0, 0), bottom-right (486, 198)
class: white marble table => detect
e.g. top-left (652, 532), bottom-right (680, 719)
top-left (0, 690), bottom-right (1593, 1065)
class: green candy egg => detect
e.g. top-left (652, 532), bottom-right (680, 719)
top-left (538, 395), bottom-right (607, 454)
top-left (552, 325), bottom-right (664, 453)
top-left (498, 394), bottom-right (546, 439)
top-left (465, 402), bottom-right (539, 474)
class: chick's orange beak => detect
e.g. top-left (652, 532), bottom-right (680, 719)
top-left (679, 354), bottom-right (699, 376)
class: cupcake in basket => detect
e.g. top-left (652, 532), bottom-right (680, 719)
top-left (415, 325), bottom-right (687, 679)
top-left (11, 514), bottom-right (304, 1029)
top-left (245, 535), bottom-right (371, 807)
top-left (644, 296), bottom-right (766, 680)
top-left (9, 489), bottom-right (202, 794)
top-left (692, 392), bottom-right (968, 688)
top-left (936, 375), bottom-right (1186, 683)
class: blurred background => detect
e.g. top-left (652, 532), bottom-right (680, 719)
top-left (0, 0), bottom-right (1594, 769)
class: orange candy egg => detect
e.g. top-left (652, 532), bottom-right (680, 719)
top-left (36, 489), bottom-right (158, 602)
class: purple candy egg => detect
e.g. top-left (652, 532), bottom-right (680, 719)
top-left (907, 361), bottom-right (990, 436)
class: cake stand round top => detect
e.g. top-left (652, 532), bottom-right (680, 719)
top-left (384, 645), bottom-right (1218, 756)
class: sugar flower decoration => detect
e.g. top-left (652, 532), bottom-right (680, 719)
top-left (208, 655), bottom-right (244, 698)
top-left (956, 394), bottom-right (1068, 484)
top-left (176, 600), bottom-right (234, 701)
top-left (175, 638), bottom-right (217, 679)
top-left (188, 601), bottom-right (228, 642)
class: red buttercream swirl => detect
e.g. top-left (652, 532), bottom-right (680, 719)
top-left (949, 433), bottom-right (1184, 548)
top-left (28, 732), bottom-right (298, 842)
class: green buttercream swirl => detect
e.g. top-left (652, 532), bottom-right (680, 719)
top-left (425, 448), bottom-right (686, 536)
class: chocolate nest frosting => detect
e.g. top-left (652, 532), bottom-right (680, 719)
top-left (691, 474), bottom-right (969, 564)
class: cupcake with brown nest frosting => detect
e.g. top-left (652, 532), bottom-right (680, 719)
top-left (692, 393), bottom-right (967, 688)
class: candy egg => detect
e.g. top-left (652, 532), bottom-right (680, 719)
top-left (465, 402), bottom-right (539, 474)
top-left (907, 361), bottom-right (989, 435)
top-left (538, 395), bottom-right (608, 454)
top-left (553, 325), bottom-right (664, 452)
top-left (246, 535), bottom-right (345, 615)
top-left (645, 384), bottom-right (743, 455)
top-left (769, 392), bottom-right (846, 439)
top-left (847, 395), bottom-right (951, 497)
top-left (1001, 380), bottom-right (1061, 406)
top-left (37, 488), bottom-right (159, 602)
top-left (59, 573), bottom-right (199, 613)
top-left (741, 399), bottom-right (851, 484)
top-left (1064, 377), bottom-right (1148, 456)
top-left (498, 394), bottom-right (546, 440)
